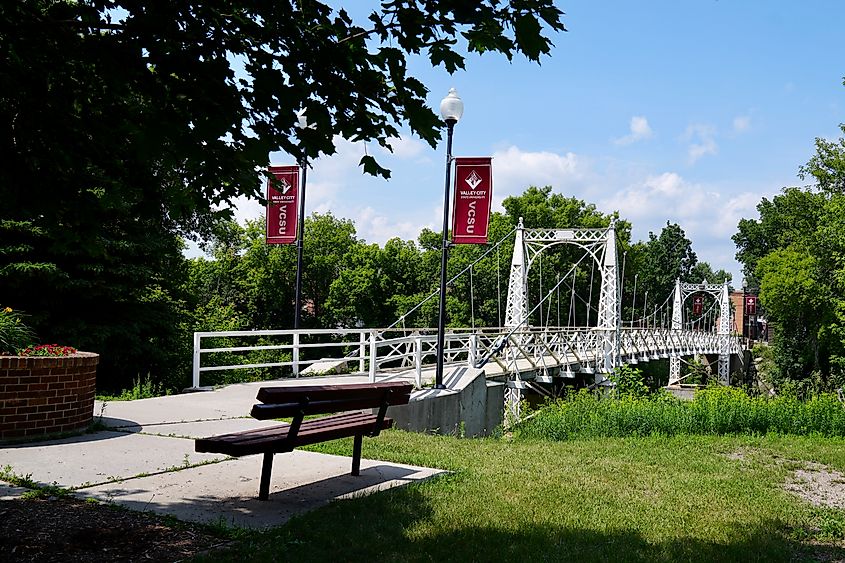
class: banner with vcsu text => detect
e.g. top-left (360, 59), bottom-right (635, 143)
top-left (265, 165), bottom-right (300, 244)
top-left (692, 295), bottom-right (703, 315)
top-left (451, 157), bottom-right (493, 244)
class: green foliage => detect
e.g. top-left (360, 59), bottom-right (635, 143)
top-left (800, 123), bottom-right (845, 194)
top-left (631, 222), bottom-right (702, 315)
top-left (1, 1), bottom-right (564, 392)
top-left (97, 374), bottom-right (166, 401)
top-left (0, 306), bottom-right (35, 354)
top-left (514, 387), bottom-right (845, 441)
top-left (0, 465), bottom-right (70, 499)
top-left (683, 357), bottom-right (711, 385)
top-left (734, 114), bottom-right (845, 386)
top-left (734, 188), bottom-right (826, 286)
top-left (611, 365), bottom-right (649, 398)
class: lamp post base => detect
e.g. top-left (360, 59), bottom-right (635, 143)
top-left (433, 383), bottom-right (447, 390)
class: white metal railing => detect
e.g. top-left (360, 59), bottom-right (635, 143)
top-left (192, 327), bottom-right (496, 389)
top-left (191, 326), bottom-right (746, 389)
top-left (192, 328), bottom-right (373, 388)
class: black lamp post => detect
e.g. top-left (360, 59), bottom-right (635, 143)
top-left (294, 110), bottom-right (309, 330)
top-left (434, 88), bottom-right (464, 390)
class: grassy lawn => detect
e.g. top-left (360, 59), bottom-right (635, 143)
top-left (205, 431), bottom-right (845, 562)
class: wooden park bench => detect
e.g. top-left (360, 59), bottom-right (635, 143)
top-left (195, 381), bottom-right (413, 500)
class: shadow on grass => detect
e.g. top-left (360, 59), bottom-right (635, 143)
top-left (216, 485), bottom-right (845, 563)
top-left (79, 462), bottom-right (440, 530)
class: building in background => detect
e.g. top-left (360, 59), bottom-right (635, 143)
top-left (730, 290), bottom-right (767, 341)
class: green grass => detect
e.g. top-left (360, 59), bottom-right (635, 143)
top-left (515, 387), bottom-right (845, 441)
top-left (0, 464), bottom-right (71, 499)
top-left (200, 431), bottom-right (845, 562)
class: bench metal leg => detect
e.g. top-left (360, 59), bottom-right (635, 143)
top-left (351, 434), bottom-right (362, 476)
top-left (259, 452), bottom-right (274, 500)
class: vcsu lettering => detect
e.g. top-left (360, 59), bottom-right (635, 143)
top-left (451, 157), bottom-right (493, 244)
top-left (265, 165), bottom-right (299, 244)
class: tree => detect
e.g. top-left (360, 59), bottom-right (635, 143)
top-left (1, 1), bottom-right (565, 389)
top-left (733, 188), bottom-right (826, 286)
top-left (633, 222), bottom-right (698, 313)
top-left (800, 123), bottom-right (845, 194)
top-left (690, 261), bottom-right (732, 285)
top-left (3, 1), bottom-right (565, 198)
top-left (733, 109), bottom-right (845, 387)
top-left (756, 247), bottom-right (832, 377)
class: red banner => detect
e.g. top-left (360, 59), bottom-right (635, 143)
top-left (265, 165), bottom-right (299, 244)
top-left (745, 296), bottom-right (757, 316)
top-left (451, 157), bottom-right (493, 244)
top-left (692, 295), bottom-right (703, 315)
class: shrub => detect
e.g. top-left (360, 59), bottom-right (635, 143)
top-left (0, 306), bottom-right (36, 355)
top-left (610, 365), bottom-right (648, 398)
top-left (514, 386), bottom-right (845, 441)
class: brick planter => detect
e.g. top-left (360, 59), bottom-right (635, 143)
top-left (0, 352), bottom-right (98, 442)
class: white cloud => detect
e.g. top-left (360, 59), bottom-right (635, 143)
top-left (352, 206), bottom-right (431, 244)
top-left (614, 116), bottom-right (654, 145)
top-left (599, 170), bottom-right (773, 282)
top-left (682, 123), bottom-right (718, 163)
top-left (490, 145), bottom-right (583, 201)
top-left (210, 137), bottom-right (771, 286)
top-left (380, 134), bottom-right (429, 160)
top-left (732, 115), bottom-right (751, 133)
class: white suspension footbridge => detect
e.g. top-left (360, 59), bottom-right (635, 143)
top-left (192, 219), bottom-right (747, 416)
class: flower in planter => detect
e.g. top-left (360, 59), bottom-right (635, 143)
top-left (18, 344), bottom-right (78, 357)
top-left (0, 306), bottom-right (36, 355)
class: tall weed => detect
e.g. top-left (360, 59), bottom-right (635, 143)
top-left (514, 386), bottom-right (845, 441)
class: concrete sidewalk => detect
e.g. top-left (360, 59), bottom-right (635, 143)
top-left (0, 379), bottom-right (444, 529)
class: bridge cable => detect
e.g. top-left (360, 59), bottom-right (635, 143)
top-left (538, 253), bottom-right (544, 327)
top-left (556, 274), bottom-right (561, 327)
top-left (587, 258), bottom-right (595, 326)
top-left (630, 290), bottom-right (674, 328)
top-left (385, 226), bottom-right (517, 330)
top-left (475, 251), bottom-right (593, 368)
top-left (496, 245), bottom-right (502, 328)
top-left (470, 264), bottom-right (476, 330)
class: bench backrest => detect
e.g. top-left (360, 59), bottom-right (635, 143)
top-left (250, 381), bottom-right (413, 420)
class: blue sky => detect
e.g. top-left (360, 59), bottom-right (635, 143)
top-left (225, 1), bottom-right (844, 285)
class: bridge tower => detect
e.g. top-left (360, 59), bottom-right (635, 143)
top-left (504, 217), bottom-right (620, 382)
top-left (669, 279), bottom-right (733, 385)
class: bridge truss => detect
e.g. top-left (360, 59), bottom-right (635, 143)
top-left (192, 218), bottom-right (748, 422)
top-left (669, 280), bottom-right (733, 385)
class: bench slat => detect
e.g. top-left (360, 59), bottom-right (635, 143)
top-left (251, 394), bottom-right (409, 419)
top-left (256, 382), bottom-right (412, 405)
top-left (227, 412), bottom-right (371, 447)
top-left (196, 412), bottom-right (392, 456)
top-left (198, 411), bottom-right (370, 447)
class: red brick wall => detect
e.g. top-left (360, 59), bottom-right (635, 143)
top-left (0, 353), bottom-right (98, 442)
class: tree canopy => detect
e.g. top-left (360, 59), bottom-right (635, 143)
top-left (734, 116), bottom-right (845, 388)
top-left (3, 0), bottom-right (565, 201)
top-left (1, 1), bottom-right (565, 389)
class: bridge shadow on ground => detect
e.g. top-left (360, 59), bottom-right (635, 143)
top-left (247, 486), bottom-right (844, 562)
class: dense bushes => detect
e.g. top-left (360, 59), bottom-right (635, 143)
top-left (514, 386), bottom-right (845, 440)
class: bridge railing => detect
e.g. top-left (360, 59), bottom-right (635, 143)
top-left (192, 326), bottom-right (747, 389)
top-left (191, 328), bottom-right (373, 389)
top-left (191, 327), bottom-right (507, 389)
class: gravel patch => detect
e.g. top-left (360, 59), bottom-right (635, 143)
top-left (784, 462), bottom-right (845, 510)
